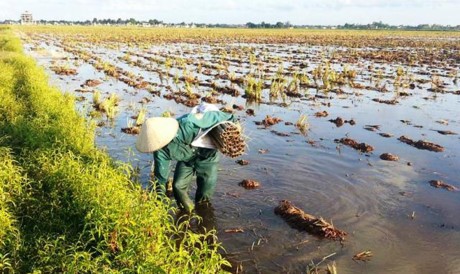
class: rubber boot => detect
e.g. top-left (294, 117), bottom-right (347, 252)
top-left (173, 161), bottom-right (195, 212)
top-left (195, 161), bottom-right (218, 203)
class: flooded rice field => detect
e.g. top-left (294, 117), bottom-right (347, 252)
top-left (20, 29), bottom-right (460, 273)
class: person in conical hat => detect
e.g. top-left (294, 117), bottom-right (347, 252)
top-left (136, 103), bottom-right (235, 212)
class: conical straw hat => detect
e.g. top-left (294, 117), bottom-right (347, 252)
top-left (135, 117), bottom-right (179, 153)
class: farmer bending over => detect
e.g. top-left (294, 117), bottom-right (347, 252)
top-left (136, 104), bottom-right (235, 212)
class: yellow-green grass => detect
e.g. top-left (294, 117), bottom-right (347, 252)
top-left (0, 27), bottom-right (228, 273)
top-left (0, 147), bottom-right (23, 271)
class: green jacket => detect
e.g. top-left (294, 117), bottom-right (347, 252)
top-left (153, 111), bottom-right (235, 188)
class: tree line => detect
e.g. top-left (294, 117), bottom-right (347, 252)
top-left (2, 18), bottom-right (459, 31)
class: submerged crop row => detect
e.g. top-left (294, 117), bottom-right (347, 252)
top-left (0, 27), bottom-right (228, 273)
top-left (18, 25), bottom-right (460, 50)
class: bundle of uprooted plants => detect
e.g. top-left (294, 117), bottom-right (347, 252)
top-left (208, 122), bottom-right (246, 158)
top-left (275, 200), bottom-right (347, 241)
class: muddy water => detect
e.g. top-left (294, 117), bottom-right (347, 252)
top-left (23, 38), bottom-right (460, 274)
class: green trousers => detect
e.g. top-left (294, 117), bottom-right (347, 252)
top-left (173, 154), bottom-right (219, 212)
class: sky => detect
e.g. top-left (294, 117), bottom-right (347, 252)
top-left (1, 0), bottom-right (459, 25)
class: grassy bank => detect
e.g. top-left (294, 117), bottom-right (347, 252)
top-left (0, 26), bottom-right (228, 273)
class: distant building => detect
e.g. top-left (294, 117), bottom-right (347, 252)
top-left (20, 11), bottom-right (33, 25)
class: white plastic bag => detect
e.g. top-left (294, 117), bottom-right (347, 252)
top-left (191, 121), bottom-right (235, 149)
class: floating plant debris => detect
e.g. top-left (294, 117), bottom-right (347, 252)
top-left (364, 125), bottom-right (380, 131)
top-left (232, 104), bottom-right (244, 111)
top-left (329, 117), bottom-right (355, 127)
top-left (184, 98), bottom-right (199, 107)
top-left (352, 250), bottom-right (373, 262)
top-left (398, 136), bottom-right (444, 152)
top-left (372, 98), bottom-right (398, 105)
top-left (74, 88), bottom-right (92, 93)
top-left (335, 138), bottom-right (374, 153)
top-left (257, 115), bottom-right (282, 127)
top-left (271, 130), bottom-right (290, 137)
top-left (239, 179), bottom-right (260, 189)
top-left (139, 97), bottom-right (152, 104)
top-left (224, 228), bottom-right (244, 233)
top-left (429, 180), bottom-right (458, 191)
top-left (380, 153), bottom-right (399, 161)
top-left (202, 96), bottom-right (223, 104)
top-left (83, 79), bottom-right (102, 87)
top-left (246, 109), bottom-right (255, 116)
top-left (315, 110), bottom-right (329, 117)
top-left (50, 66), bottom-right (77, 75)
top-left (379, 133), bottom-right (393, 138)
top-left (329, 117), bottom-right (344, 127)
top-left (236, 159), bottom-right (249, 166)
top-left (220, 106), bottom-right (234, 113)
top-left (121, 127), bottom-right (140, 135)
top-left (436, 130), bottom-right (457, 135)
top-left (274, 200), bottom-right (347, 241)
